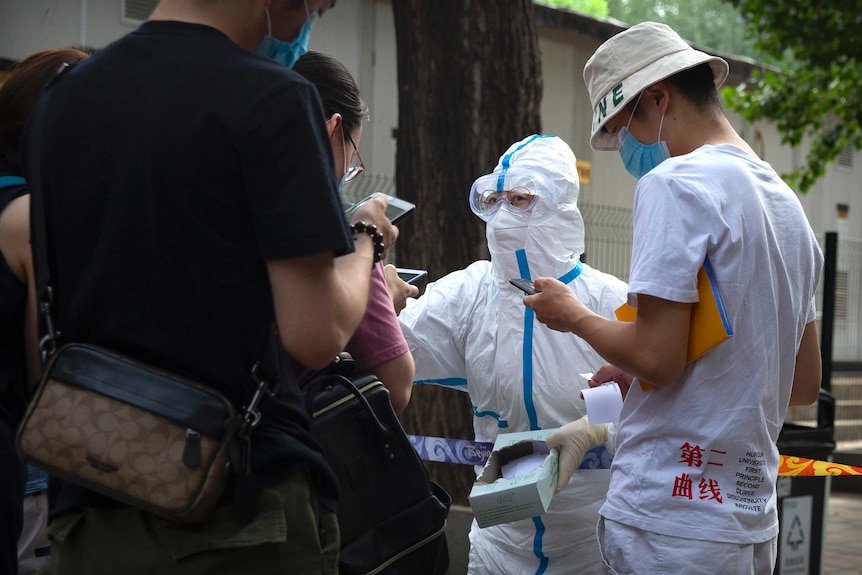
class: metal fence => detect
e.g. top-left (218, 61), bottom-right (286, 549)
top-left (341, 172), bottom-right (397, 207)
top-left (580, 202), bottom-right (634, 283)
top-left (818, 235), bottom-right (862, 364)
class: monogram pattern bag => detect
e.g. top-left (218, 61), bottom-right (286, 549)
top-left (18, 344), bottom-right (244, 522)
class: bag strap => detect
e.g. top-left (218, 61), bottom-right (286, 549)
top-left (25, 63), bottom-right (72, 364)
top-left (303, 371), bottom-right (400, 463)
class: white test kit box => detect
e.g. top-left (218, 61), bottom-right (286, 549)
top-left (468, 429), bottom-right (559, 528)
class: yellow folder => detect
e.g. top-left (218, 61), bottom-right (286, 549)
top-left (615, 257), bottom-right (733, 391)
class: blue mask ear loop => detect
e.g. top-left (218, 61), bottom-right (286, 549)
top-left (626, 91), bottom-right (666, 145)
top-left (262, 1), bottom-right (311, 41)
top-left (263, 6), bottom-right (272, 37)
top-left (516, 251), bottom-right (584, 432)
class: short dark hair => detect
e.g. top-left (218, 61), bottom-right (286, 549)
top-left (0, 48), bottom-right (90, 173)
top-left (293, 51), bottom-right (367, 136)
top-left (664, 62), bottom-right (721, 111)
top-left (627, 62), bottom-right (722, 118)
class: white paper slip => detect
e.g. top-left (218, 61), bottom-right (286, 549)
top-left (582, 381), bottom-right (623, 424)
top-left (501, 452), bottom-right (547, 479)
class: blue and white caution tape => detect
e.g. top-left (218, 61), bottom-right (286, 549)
top-left (407, 435), bottom-right (613, 469)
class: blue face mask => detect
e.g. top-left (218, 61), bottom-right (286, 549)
top-left (256, 3), bottom-right (318, 69)
top-left (617, 93), bottom-right (670, 179)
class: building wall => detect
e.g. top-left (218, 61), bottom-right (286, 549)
top-left (2, 0), bottom-right (860, 252)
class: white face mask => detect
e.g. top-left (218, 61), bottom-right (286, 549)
top-left (487, 204), bottom-right (531, 261)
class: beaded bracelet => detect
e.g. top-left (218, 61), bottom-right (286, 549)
top-left (350, 221), bottom-right (385, 263)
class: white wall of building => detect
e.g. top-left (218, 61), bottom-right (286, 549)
top-left (1, 0), bottom-right (859, 240)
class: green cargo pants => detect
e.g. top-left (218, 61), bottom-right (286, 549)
top-left (48, 467), bottom-right (338, 575)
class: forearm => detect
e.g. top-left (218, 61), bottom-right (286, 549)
top-left (269, 246), bottom-right (374, 369)
top-left (789, 321), bottom-right (821, 407)
top-left (24, 278), bottom-right (40, 389)
top-left (527, 282), bottom-right (690, 387)
top-left (571, 311), bottom-right (686, 387)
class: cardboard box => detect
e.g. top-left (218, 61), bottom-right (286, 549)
top-left (468, 429), bottom-right (559, 528)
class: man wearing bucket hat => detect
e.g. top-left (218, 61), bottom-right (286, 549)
top-left (525, 22), bottom-right (823, 573)
top-left (399, 134), bottom-right (628, 574)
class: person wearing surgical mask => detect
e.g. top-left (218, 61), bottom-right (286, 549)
top-left (526, 22), bottom-right (823, 574)
top-left (257, 0), bottom-right (326, 68)
top-left (398, 135), bottom-right (628, 575)
top-left (22, 2), bottom-right (405, 575)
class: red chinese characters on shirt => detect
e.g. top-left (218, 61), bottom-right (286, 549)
top-left (671, 443), bottom-right (724, 504)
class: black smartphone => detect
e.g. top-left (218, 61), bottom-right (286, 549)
top-left (396, 268), bottom-right (429, 285)
top-left (346, 192), bottom-right (416, 225)
top-left (509, 277), bottom-right (539, 295)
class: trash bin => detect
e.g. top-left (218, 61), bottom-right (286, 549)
top-left (774, 389), bottom-right (835, 575)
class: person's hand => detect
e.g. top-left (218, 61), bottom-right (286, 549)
top-left (546, 416), bottom-right (609, 493)
top-left (523, 277), bottom-right (588, 333)
top-left (589, 363), bottom-right (635, 400)
top-left (383, 264), bottom-right (419, 314)
top-left (350, 194), bottom-right (398, 260)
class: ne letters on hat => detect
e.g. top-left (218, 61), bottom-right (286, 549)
top-left (583, 21), bottom-right (729, 151)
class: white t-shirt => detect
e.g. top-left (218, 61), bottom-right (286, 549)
top-left (599, 144), bottom-right (823, 544)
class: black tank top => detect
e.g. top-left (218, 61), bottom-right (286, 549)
top-left (0, 173), bottom-right (29, 423)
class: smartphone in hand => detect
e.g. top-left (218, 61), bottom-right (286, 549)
top-left (396, 268), bottom-right (428, 285)
top-left (509, 277), bottom-right (539, 295)
top-left (346, 192), bottom-right (415, 225)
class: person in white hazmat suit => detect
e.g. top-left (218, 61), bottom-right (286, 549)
top-left (398, 134), bottom-right (628, 575)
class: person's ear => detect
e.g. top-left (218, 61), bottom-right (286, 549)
top-left (645, 83), bottom-right (669, 113)
top-left (325, 113), bottom-right (342, 139)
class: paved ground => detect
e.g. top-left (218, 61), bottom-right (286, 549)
top-left (823, 490), bottom-right (862, 575)
top-left (445, 487), bottom-right (862, 574)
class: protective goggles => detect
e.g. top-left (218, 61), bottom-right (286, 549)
top-left (469, 171), bottom-right (540, 221)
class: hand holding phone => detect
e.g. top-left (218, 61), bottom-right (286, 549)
top-left (396, 268), bottom-right (428, 285)
top-left (346, 192), bottom-right (415, 225)
top-left (509, 277), bottom-right (540, 295)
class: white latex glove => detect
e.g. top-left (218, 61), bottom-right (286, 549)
top-left (545, 415), bottom-right (609, 493)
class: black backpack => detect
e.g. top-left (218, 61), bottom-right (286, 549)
top-left (301, 354), bottom-right (451, 575)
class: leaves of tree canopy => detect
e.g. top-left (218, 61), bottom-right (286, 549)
top-left (607, 0), bottom-right (758, 58)
top-left (536, 0), bottom-right (609, 19)
top-left (722, 0), bottom-right (862, 193)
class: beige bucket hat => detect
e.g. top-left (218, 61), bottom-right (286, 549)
top-left (584, 21), bottom-right (729, 151)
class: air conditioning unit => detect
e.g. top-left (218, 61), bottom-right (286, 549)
top-left (122, 0), bottom-right (158, 25)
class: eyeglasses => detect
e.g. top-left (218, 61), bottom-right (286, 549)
top-left (344, 132), bottom-right (365, 183)
top-left (475, 188), bottom-right (536, 211)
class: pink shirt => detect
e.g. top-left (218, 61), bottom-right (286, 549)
top-left (346, 262), bottom-right (409, 370)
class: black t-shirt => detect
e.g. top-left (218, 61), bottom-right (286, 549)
top-left (26, 21), bottom-right (351, 514)
top-left (0, 174), bottom-right (28, 424)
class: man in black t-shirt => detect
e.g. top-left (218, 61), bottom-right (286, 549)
top-left (23, 1), bottom-right (397, 574)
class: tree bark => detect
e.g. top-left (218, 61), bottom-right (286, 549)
top-left (392, 0), bottom-right (542, 506)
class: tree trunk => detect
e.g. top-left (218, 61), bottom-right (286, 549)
top-left (392, 0), bottom-right (542, 506)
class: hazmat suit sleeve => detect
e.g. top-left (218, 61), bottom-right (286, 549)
top-left (398, 261), bottom-right (493, 393)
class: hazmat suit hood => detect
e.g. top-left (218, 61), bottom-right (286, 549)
top-left (471, 134), bottom-right (585, 284)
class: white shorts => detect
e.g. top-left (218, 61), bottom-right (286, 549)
top-left (597, 517), bottom-right (777, 575)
